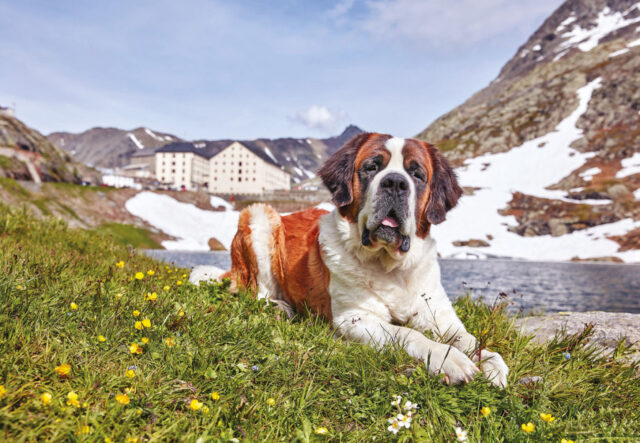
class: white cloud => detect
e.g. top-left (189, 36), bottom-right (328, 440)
top-left (289, 105), bottom-right (348, 133)
top-left (337, 0), bottom-right (563, 49)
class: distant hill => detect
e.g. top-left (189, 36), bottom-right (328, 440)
top-left (415, 0), bottom-right (640, 261)
top-left (50, 125), bottom-right (365, 183)
top-left (48, 127), bottom-right (181, 169)
top-left (0, 113), bottom-right (92, 183)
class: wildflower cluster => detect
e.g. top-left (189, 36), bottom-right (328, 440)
top-left (386, 395), bottom-right (418, 434)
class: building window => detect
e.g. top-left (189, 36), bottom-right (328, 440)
top-left (214, 177), bottom-right (217, 181)
top-left (239, 169), bottom-right (242, 174)
top-left (230, 177), bottom-right (234, 181)
top-left (238, 177), bottom-right (242, 182)
top-left (171, 169), bottom-right (175, 173)
top-left (253, 178), bottom-right (256, 181)
top-left (239, 161), bottom-right (242, 166)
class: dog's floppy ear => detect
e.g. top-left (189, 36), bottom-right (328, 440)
top-left (318, 133), bottom-right (370, 207)
top-left (419, 144), bottom-right (462, 234)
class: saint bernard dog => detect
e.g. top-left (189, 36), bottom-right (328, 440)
top-left (193, 133), bottom-right (509, 387)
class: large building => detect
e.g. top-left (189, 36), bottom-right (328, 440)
top-left (152, 141), bottom-right (290, 194)
top-left (208, 141), bottom-right (290, 194)
top-left (155, 143), bottom-right (209, 191)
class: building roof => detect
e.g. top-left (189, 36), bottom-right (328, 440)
top-left (131, 147), bottom-right (156, 157)
top-left (207, 140), bottom-right (281, 168)
top-left (155, 142), bottom-right (208, 158)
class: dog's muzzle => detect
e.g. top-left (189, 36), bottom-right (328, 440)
top-left (362, 173), bottom-right (411, 253)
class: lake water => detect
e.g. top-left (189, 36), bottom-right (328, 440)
top-left (144, 250), bottom-right (640, 314)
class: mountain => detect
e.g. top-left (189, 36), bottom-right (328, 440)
top-left (0, 112), bottom-right (92, 183)
top-left (416, 0), bottom-right (640, 262)
top-left (48, 127), bottom-right (182, 169)
top-left (50, 125), bottom-right (365, 183)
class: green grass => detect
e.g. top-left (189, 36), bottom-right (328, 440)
top-left (0, 204), bottom-right (639, 442)
top-left (0, 177), bottom-right (30, 198)
top-left (92, 223), bottom-right (162, 250)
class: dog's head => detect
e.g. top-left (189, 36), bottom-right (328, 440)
top-left (318, 133), bottom-right (461, 257)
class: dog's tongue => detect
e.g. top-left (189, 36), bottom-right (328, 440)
top-left (381, 216), bottom-right (399, 228)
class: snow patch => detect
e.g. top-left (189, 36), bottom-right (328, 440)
top-left (580, 167), bottom-right (601, 180)
top-left (616, 152), bottom-right (640, 178)
top-left (302, 168), bottom-right (316, 179)
top-left (556, 15), bottom-right (576, 32)
top-left (431, 78), bottom-right (640, 262)
top-left (125, 192), bottom-right (239, 250)
top-left (263, 147), bottom-right (277, 163)
top-left (609, 47), bottom-right (630, 57)
top-left (210, 195), bottom-right (234, 211)
top-left (194, 142), bottom-right (206, 148)
top-left (144, 128), bottom-right (164, 142)
top-left (533, 44), bottom-right (541, 51)
top-left (634, 188), bottom-right (640, 200)
top-left (628, 37), bottom-right (640, 47)
top-left (560, 4), bottom-right (640, 52)
top-left (127, 133), bottom-right (144, 150)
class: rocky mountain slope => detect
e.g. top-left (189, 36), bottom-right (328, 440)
top-left (0, 113), bottom-right (93, 183)
top-left (417, 0), bottom-right (640, 262)
top-left (48, 127), bottom-right (181, 169)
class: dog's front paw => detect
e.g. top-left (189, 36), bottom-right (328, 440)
top-left (425, 345), bottom-right (480, 385)
top-left (476, 350), bottom-right (509, 388)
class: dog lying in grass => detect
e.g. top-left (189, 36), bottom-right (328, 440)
top-left (192, 133), bottom-right (508, 387)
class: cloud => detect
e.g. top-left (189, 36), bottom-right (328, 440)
top-left (289, 105), bottom-right (348, 133)
top-left (335, 0), bottom-right (563, 49)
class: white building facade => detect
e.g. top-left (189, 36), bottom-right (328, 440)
top-left (155, 146), bottom-right (209, 191)
top-left (208, 142), bottom-right (290, 195)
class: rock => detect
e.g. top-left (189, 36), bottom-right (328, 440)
top-left (516, 311), bottom-right (640, 363)
top-left (570, 256), bottom-right (624, 263)
top-left (516, 376), bottom-right (544, 385)
top-left (208, 237), bottom-right (226, 251)
top-left (452, 239), bottom-right (490, 247)
top-left (548, 218), bottom-right (568, 237)
top-left (607, 184), bottom-right (630, 199)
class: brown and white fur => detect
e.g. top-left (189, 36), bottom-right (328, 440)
top-left (193, 133), bottom-right (509, 387)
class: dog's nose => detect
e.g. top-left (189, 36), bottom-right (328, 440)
top-left (381, 173), bottom-right (409, 194)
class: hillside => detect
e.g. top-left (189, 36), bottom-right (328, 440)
top-left (2, 203), bottom-right (640, 440)
top-left (0, 113), bottom-right (92, 184)
top-left (48, 127), bottom-right (181, 169)
top-left (49, 124), bottom-right (364, 183)
top-left (416, 0), bottom-right (640, 261)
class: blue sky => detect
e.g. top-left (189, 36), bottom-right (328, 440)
top-left (0, 0), bottom-right (563, 140)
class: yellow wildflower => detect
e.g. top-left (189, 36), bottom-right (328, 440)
top-left (116, 261), bottom-right (125, 268)
top-left (126, 369), bottom-right (136, 378)
top-left (115, 393), bottom-right (130, 405)
top-left (0, 385), bottom-right (6, 398)
top-left (266, 397), bottom-right (275, 406)
top-left (142, 318), bottom-right (151, 328)
top-left (480, 406), bottom-right (491, 417)
top-left (77, 425), bottom-right (92, 435)
top-left (521, 422), bottom-right (535, 433)
top-left (70, 302), bottom-right (78, 310)
top-left (133, 310), bottom-right (140, 317)
top-left (163, 285), bottom-right (170, 291)
top-left (55, 363), bottom-right (71, 377)
top-left (211, 391), bottom-right (221, 401)
top-left (314, 427), bottom-right (329, 435)
top-left (82, 402), bottom-right (89, 408)
top-left (141, 337), bottom-right (149, 344)
top-left (115, 293), bottom-right (122, 300)
top-left (145, 292), bottom-right (157, 301)
top-left (41, 392), bottom-right (52, 406)
top-left (134, 321), bottom-right (143, 330)
top-left (202, 405), bottom-right (210, 414)
top-left (561, 439), bottom-right (575, 443)
top-left (178, 309), bottom-right (185, 317)
top-left (98, 335), bottom-right (106, 342)
top-left (165, 337), bottom-right (175, 347)
top-left (135, 272), bottom-right (144, 280)
top-left (129, 343), bottom-right (142, 354)
top-left (16, 284), bottom-right (23, 290)
top-left (540, 413), bottom-right (555, 423)
top-left (189, 399), bottom-right (203, 410)
top-left (147, 270), bottom-right (155, 276)
top-left (66, 391), bottom-right (80, 407)
top-left (176, 280), bottom-right (183, 286)
top-left (125, 437), bottom-right (138, 443)
top-left (105, 438), bottom-right (113, 443)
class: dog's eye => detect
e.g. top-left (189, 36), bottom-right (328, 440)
top-left (410, 168), bottom-right (425, 182)
top-left (363, 163), bottom-right (378, 173)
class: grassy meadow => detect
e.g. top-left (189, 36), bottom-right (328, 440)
top-left (0, 203), bottom-right (639, 442)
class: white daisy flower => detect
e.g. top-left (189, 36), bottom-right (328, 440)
top-left (387, 418), bottom-right (401, 434)
top-left (391, 394), bottom-right (402, 407)
top-left (397, 413), bottom-right (412, 428)
top-left (454, 426), bottom-right (468, 442)
top-left (403, 400), bottom-right (418, 411)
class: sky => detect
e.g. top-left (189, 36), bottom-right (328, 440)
top-left (0, 0), bottom-right (564, 140)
